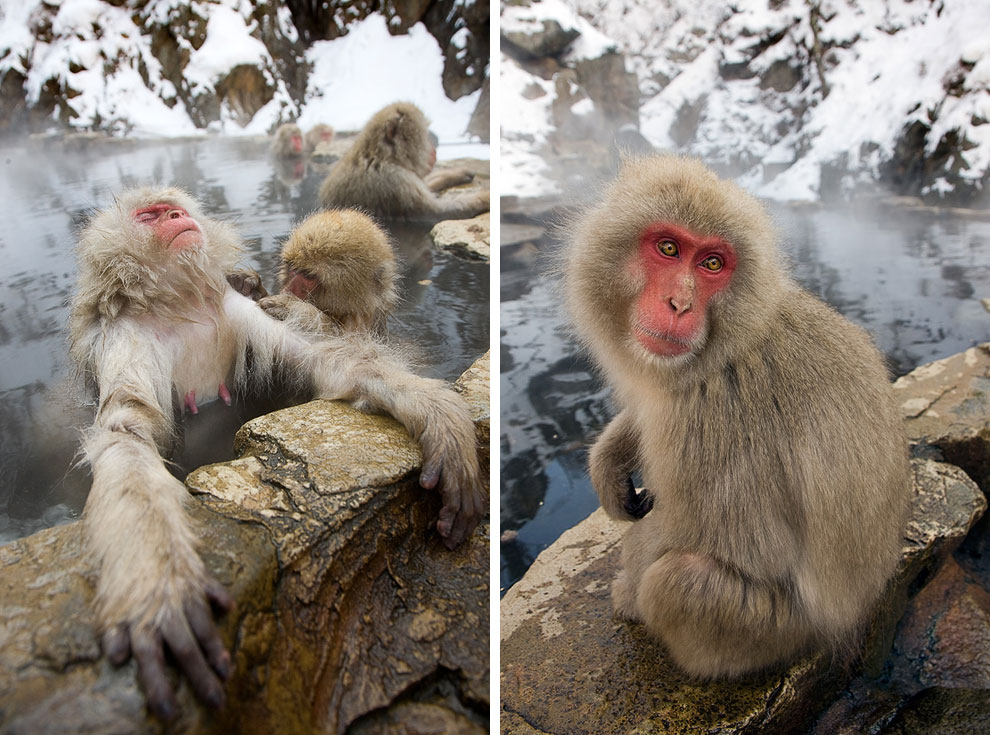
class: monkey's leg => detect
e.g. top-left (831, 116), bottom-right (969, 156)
top-left (589, 411), bottom-right (650, 521)
top-left (635, 551), bottom-right (809, 678)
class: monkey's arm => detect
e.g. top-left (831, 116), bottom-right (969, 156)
top-left (227, 293), bottom-right (485, 547)
top-left (424, 167), bottom-right (474, 193)
top-left (83, 322), bottom-right (233, 720)
top-left (258, 292), bottom-right (337, 335)
top-left (400, 169), bottom-right (490, 220)
top-left (589, 410), bottom-right (652, 521)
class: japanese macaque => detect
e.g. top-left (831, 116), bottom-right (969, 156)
top-left (304, 123), bottom-right (335, 154)
top-left (565, 155), bottom-right (910, 678)
top-left (271, 122), bottom-right (304, 158)
top-left (318, 102), bottom-right (489, 220)
top-left (70, 187), bottom-right (484, 719)
top-left (259, 209), bottom-right (398, 336)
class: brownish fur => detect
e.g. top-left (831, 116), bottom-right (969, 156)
top-left (304, 123), bottom-right (334, 154)
top-left (271, 123), bottom-right (303, 158)
top-left (264, 209), bottom-right (398, 334)
top-left (318, 102), bottom-right (489, 220)
top-left (566, 155), bottom-right (911, 678)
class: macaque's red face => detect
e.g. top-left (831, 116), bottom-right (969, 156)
top-left (283, 267), bottom-right (319, 300)
top-left (320, 131), bottom-right (333, 142)
top-left (428, 146), bottom-right (437, 171)
top-left (632, 222), bottom-right (736, 357)
top-left (291, 135), bottom-right (303, 153)
top-left (133, 203), bottom-right (203, 251)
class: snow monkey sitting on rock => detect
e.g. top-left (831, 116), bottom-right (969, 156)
top-left (564, 155), bottom-right (911, 678)
top-left (258, 209), bottom-right (399, 337)
top-left (69, 187), bottom-right (485, 719)
top-left (318, 101), bottom-right (489, 220)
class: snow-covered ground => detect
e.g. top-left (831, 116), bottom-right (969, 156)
top-left (0, 1), bottom-right (485, 155)
top-left (501, 0), bottom-right (990, 202)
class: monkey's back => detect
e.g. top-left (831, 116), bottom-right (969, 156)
top-left (631, 285), bottom-right (910, 638)
top-left (319, 157), bottom-right (423, 218)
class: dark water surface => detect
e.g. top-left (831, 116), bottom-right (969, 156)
top-left (0, 135), bottom-right (489, 544)
top-left (501, 203), bottom-right (990, 594)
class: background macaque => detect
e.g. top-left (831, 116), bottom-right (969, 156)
top-left (318, 102), bottom-right (489, 220)
top-left (259, 209), bottom-right (398, 336)
top-left (271, 122), bottom-right (304, 158)
top-left (304, 123), bottom-right (335, 154)
top-left (70, 187), bottom-right (485, 719)
top-left (565, 155), bottom-right (911, 678)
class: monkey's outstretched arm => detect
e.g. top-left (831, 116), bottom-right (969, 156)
top-left (424, 167), bottom-right (474, 193)
top-left (229, 293), bottom-right (485, 547)
top-left (404, 171), bottom-right (489, 220)
top-left (83, 322), bottom-right (233, 720)
top-left (589, 410), bottom-right (651, 521)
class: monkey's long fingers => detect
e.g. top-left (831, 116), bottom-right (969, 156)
top-left (623, 477), bottom-right (654, 519)
top-left (131, 628), bottom-right (178, 722)
top-left (162, 615), bottom-right (226, 711)
top-left (185, 593), bottom-right (232, 680)
top-left (420, 457), bottom-right (442, 490)
top-left (103, 624), bottom-right (131, 665)
top-left (205, 577), bottom-right (236, 614)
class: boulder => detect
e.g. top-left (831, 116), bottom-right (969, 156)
top-left (500, 456), bottom-right (985, 735)
top-left (0, 354), bottom-right (490, 734)
top-left (431, 213), bottom-right (490, 261)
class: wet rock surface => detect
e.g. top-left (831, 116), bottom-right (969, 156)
top-left (0, 354), bottom-right (490, 734)
top-left (500, 344), bottom-right (990, 734)
top-left (431, 212), bottom-right (491, 261)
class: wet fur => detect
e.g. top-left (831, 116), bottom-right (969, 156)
top-left (318, 102), bottom-right (489, 220)
top-left (567, 156), bottom-right (911, 678)
top-left (71, 187), bottom-right (484, 644)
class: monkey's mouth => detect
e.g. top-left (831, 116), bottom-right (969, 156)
top-left (168, 228), bottom-right (201, 249)
top-left (634, 323), bottom-right (695, 357)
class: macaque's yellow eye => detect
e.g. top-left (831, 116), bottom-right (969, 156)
top-left (657, 239), bottom-right (678, 257)
top-left (701, 255), bottom-right (724, 272)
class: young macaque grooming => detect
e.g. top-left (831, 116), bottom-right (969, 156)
top-left (70, 187), bottom-right (484, 719)
top-left (259, 209), bottom-right (398, 336)
top-left (318, 101), bottom-right (489, 220)
top-left (304, 123), bottom-right (335, 154)
top-left (271, 122), bottom-right (304, 158)
top-left (565, 155), bottom-right (911, 678)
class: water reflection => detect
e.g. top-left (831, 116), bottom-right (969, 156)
top-left (500, 203), bottom-right (990, 594)
top-left (0, 136), bottom-right (489, 545)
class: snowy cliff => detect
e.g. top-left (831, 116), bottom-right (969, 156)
top-left (502, 0), bottom-right (990, 205)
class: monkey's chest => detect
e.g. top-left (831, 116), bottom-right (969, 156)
top-left (166, 318), bottom-right (237, 406)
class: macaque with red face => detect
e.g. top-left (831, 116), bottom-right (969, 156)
top-left (318, 102), bottom-right (487, 220)
top-left (70, 187), bottom-right (484, 720)
top-left (304, 123), bottom-right (335, 155)
top-left (565, 155), bottom-right (911, 678)
top-left (271, 122), bottom-right (304, 158)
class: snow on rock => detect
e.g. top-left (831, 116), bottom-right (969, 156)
top-left (0, 0), bottom-right (485, 142)
top-left (506, 0), bottom-right (990, 205)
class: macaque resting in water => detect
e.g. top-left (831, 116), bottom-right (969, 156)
top-left (271, 123), bottom-right (303, 158)
top-left (257, 209), bottom-right (398, 337)
top-left (69, 187), bottom-right (485, 719)
top-left (565, 155), bottom-right (911, 678)
top-left (319, 101), bottom-right (488, 221)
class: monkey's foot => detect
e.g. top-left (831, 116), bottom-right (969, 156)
top-left (611, 572), bottom-right (641, 621)
top-left (218, 382), bottom-right (231, 406)
top-left (184, 391), bottom-right (198, 414)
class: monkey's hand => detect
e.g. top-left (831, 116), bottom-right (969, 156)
top-left (589, 411), bottom-right (643, 521)
top-left (623, 477), bottom-right (654, 519)
top-left (425, 167), bottom-right (475, 193)
top-left (102, 576), bottom-right (235, 721)
top-left (410, 388), bottom-right (486, 549)
top-left (226, 269), bottom-right (268, 301)
top-left (259, 293), bottom-right (335, 334)
top-left (86, 433), bottom-right (235, 721)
